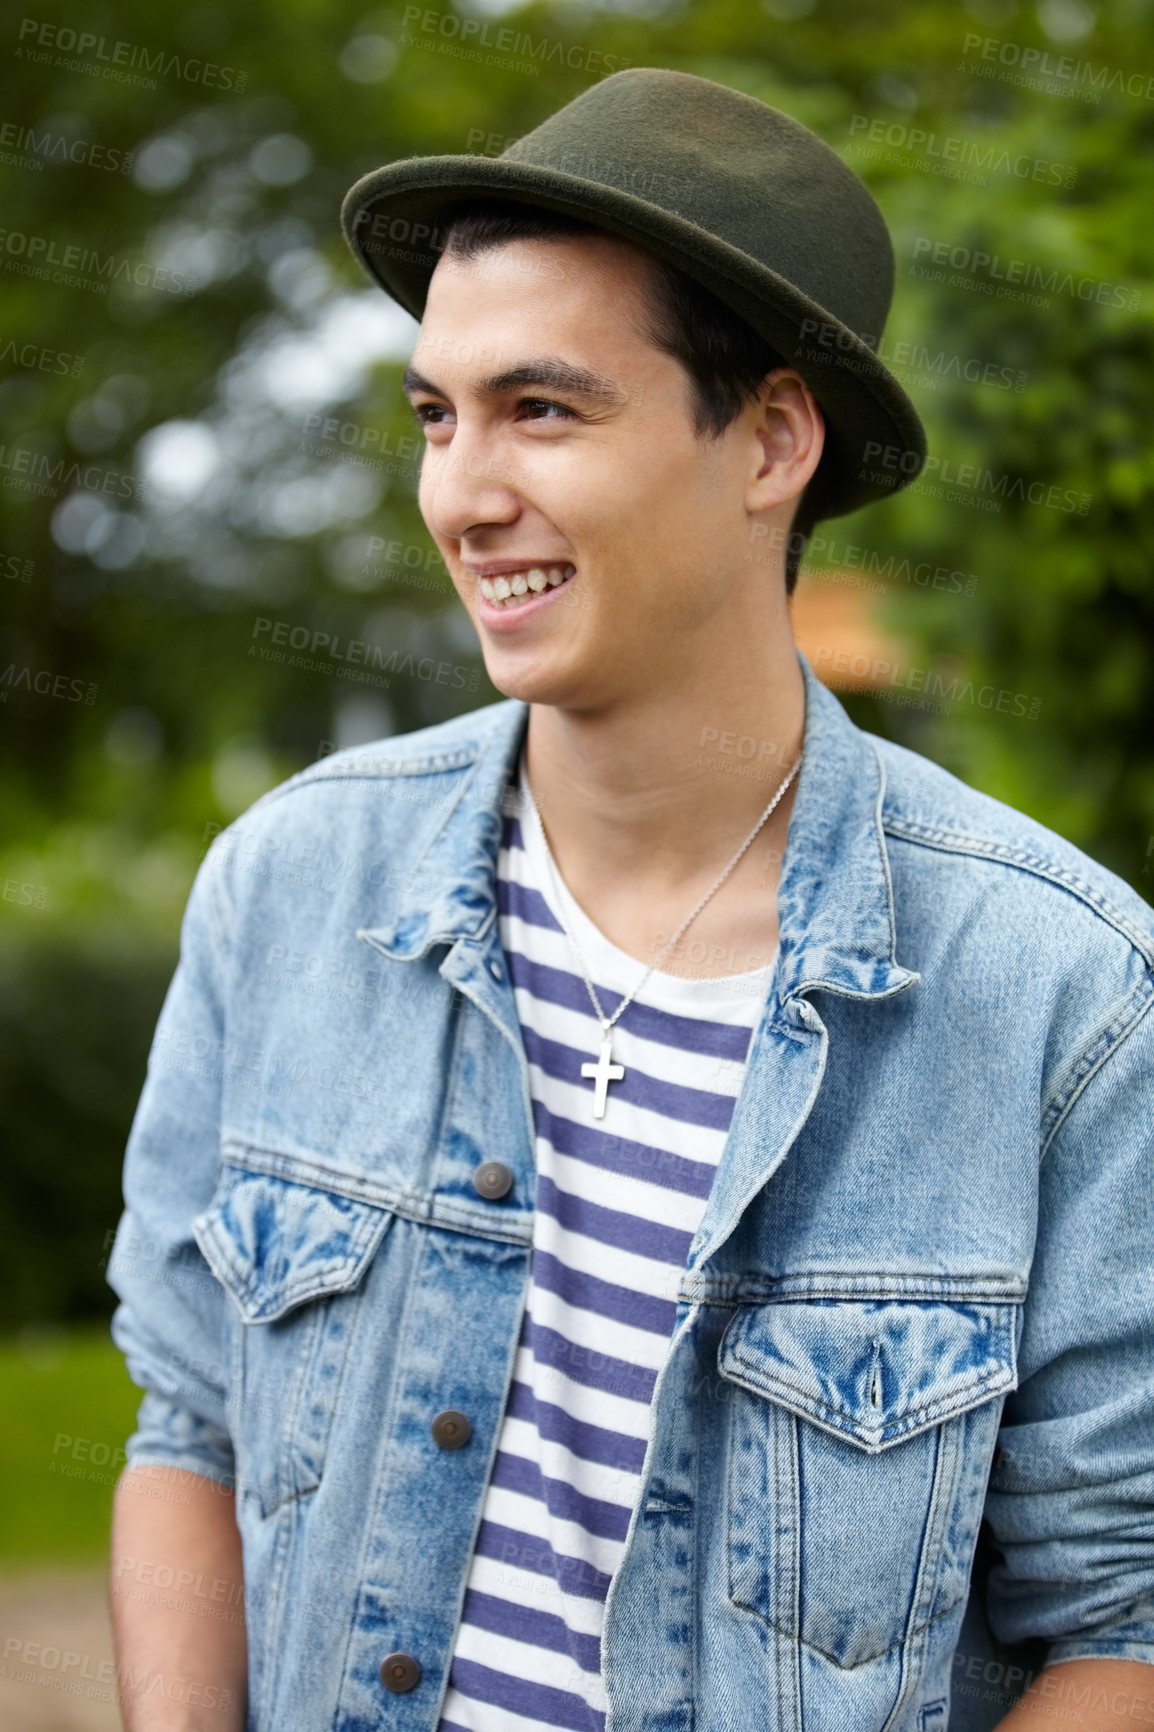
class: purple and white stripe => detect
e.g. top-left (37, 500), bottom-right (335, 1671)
top-left (439, 763), bottom-right (774, 1732)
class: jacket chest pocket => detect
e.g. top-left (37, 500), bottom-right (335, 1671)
top-left (718, 1296), bottom-right (1019, 1670)
top-left (193, 1161), bottom-right (394, 1519)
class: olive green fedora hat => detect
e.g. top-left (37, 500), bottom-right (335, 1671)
top-left (340, 66), bottom-right (926, 521)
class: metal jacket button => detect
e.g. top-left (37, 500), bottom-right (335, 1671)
top-left (472, 1160), bottom-right (513, 1200)
top-left (431, 1409), bottom-right (472, 1450)
top-left (380, 1652), bottom-right (421, 1693)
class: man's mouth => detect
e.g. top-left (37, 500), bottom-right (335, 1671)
top-left (476, 563), bottom-right (577, 609)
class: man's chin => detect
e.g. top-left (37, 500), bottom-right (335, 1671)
top-left (479, 653), bottom-right (599, 711)
top-left (481, 664), bottom-right (562, 705)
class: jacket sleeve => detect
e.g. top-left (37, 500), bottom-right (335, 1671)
top-left (106, 836), bottom-right (238, 1490)
top-left (982, 986), bottom-right (1154, 1668)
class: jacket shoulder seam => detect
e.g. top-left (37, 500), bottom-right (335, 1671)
top-left (1040, 974), bottom-right (1154, 1160)
top-left (266, 741), bottom-right (483, 796)
top-left (199, 831), bottom-right (239, 955)
top-left (219, 736), bottom-right (491, 831)
top-left (882, 815), bottom-right (1154, 968)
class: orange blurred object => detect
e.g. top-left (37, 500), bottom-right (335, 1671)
top-left (790, 575), bottom-right (908, 691)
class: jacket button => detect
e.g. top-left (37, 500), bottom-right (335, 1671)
top-left (431, 1409), bottom-right (472, 1450)
top-left (380, 1652), bottom-right (421, 1693)
top-left (472, 1160), bottom-right (513, 1200)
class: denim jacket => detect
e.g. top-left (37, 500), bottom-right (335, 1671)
top-left (107, 653), bottom-right (1154, 1732)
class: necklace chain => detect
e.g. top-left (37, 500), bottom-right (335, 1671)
top-left (523, 752), bottom-right (802, 1041)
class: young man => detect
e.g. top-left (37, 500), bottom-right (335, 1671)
top-left (107, 68), bottom-right (1154, 1732)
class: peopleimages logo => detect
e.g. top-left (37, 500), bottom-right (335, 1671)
top-left (961, 32), bottom-right (1154, 102)
top-left (847, 116), bottom-right (1076, 187)
top-left (0, 118), bottom-right (133, 174)
top-left (0, 442), bottom-right (145, 501)
top-left (812, 646), bottom-right (1042, 721)
top-left (15, 18), bottom-right (247, 92)
top-left (0, 663), bottom-right (98, 704)
top-left (909, 236), bottom-right (1140, 310)
top-left (247, 616), bottom-right (480, 693)
top-left (860, 443), bottom-right (1091, 516)
top-left (0, 337), bottom-right (84, 377)
top-left (399, 5), bottom-right (631, 77)
top-left (0, 228), bottom-right (195, 296)
top-left (797, 317), bottom-right (1027, 394)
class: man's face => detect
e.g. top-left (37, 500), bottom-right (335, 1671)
top-left (404, 232), bottom-right (797, 711)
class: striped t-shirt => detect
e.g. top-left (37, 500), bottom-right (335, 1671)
top-left (439, 754), bottom-right (776, 1732)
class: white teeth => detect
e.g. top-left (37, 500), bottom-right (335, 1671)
top-left (477, 563), bottom-right (576, 608)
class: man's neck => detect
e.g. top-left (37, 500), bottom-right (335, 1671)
top-left (520, 643), bottom-right (806, 969)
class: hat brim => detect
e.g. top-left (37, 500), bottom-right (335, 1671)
top-left (340, 155), bottom-right (927, 522)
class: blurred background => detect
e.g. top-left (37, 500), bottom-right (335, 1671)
top-left (1, 0), bottom-right (1151, 1721)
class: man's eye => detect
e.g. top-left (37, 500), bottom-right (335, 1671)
top-left (411, 403), bottom-right (450, 426)
top-left (519, 398), bottom-right (579, 420)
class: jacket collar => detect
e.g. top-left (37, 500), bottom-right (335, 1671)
top-left (363, 652), bottom-right (919, 1005)
top-left (776, 654), bottom-right (920, 1003)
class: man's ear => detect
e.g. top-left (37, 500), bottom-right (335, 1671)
top-left (745, 368), bottom-right (825, 514)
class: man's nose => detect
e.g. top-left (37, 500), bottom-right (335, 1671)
top-left (421, 432), bottom-right (520, 543)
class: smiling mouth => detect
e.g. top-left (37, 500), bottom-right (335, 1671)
top-left (477, 563), bottom-right (576, 608)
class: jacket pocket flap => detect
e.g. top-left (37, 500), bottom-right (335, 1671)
top-left (192, 1163), bottom-right (392, 1323)
top-left (717, 1297), bottom-right (1019, 1452)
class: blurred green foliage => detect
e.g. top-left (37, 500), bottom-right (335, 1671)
top-left (1, 0), bottom-right (1152, 1323)
top-left (0, 1327), bottom-right (142, 1563)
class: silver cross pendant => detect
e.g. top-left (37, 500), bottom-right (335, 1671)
top-left (580, 1031), bottom-right (625, 1119)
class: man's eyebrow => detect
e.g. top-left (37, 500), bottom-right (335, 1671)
top-left (401, 356), bottom-right (629, 405)
top-left (480, 358), bottom-right (629, 403)
top-left (400, 365), bottom-right (442, 399)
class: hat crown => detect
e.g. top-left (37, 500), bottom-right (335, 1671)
top-left (500, 68), bottom-right (894, 346)
top-left (338, 65), bottom-right (927, 519)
